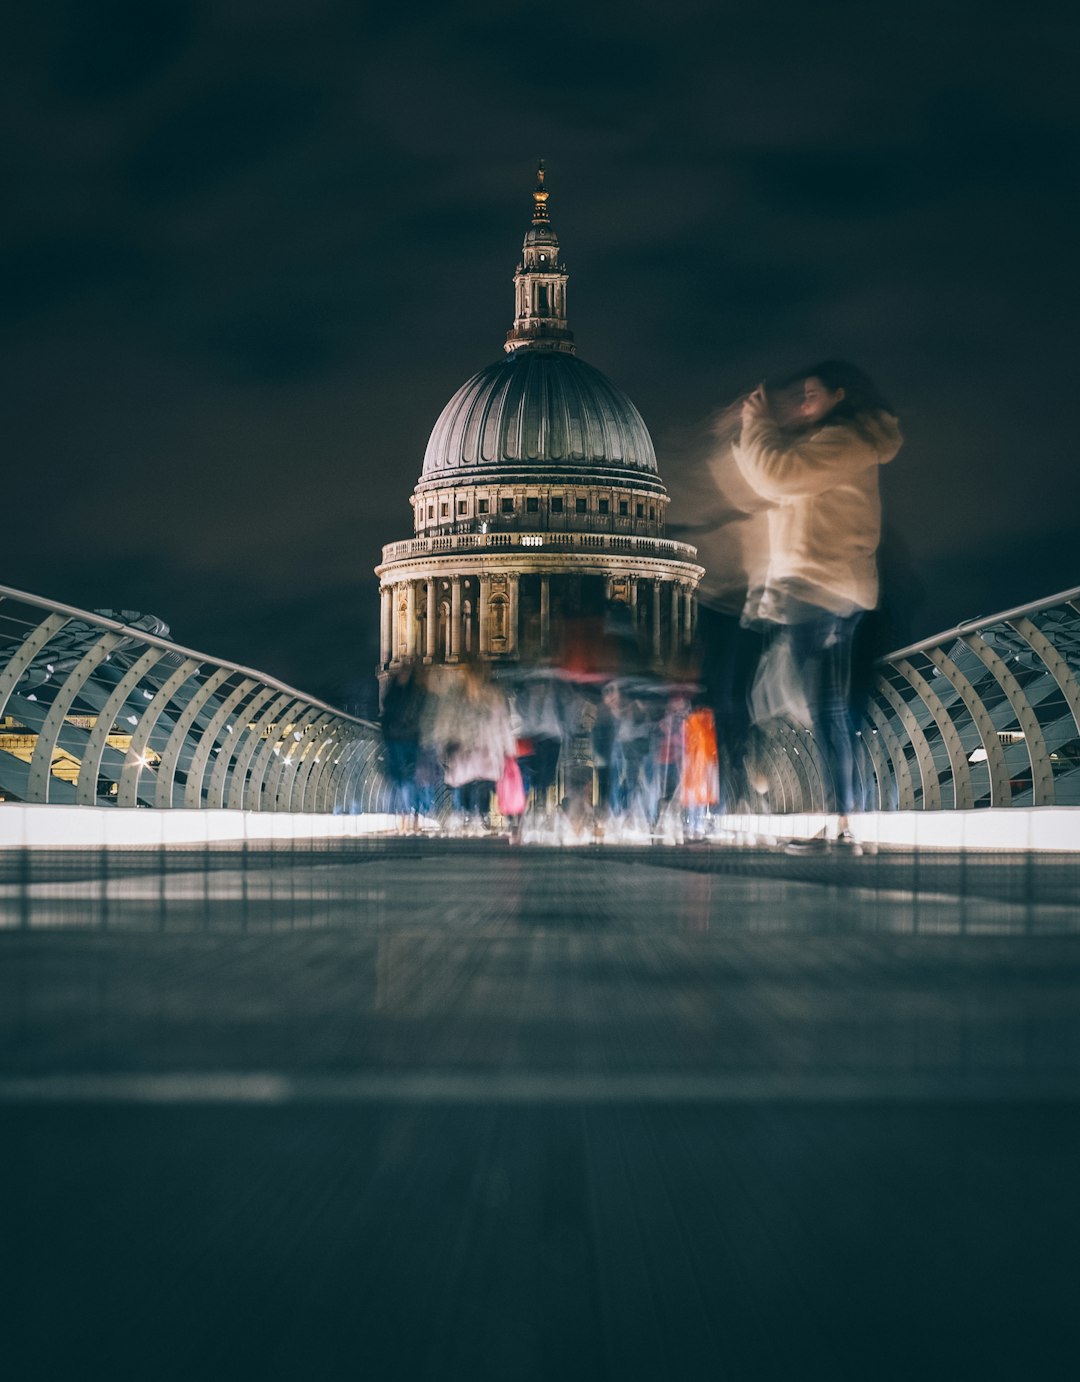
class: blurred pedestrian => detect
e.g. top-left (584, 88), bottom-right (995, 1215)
top-left (431, 662), bottom-right (516, 834)
top-left (380, 661), bottom-right (425, 832)
top-left (733, 360), bottom-right (902, 846)
top-left (681, 703), bottom-right (719, 839)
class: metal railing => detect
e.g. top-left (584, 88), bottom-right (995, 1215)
top-left (379, 530), bottom-right (701, 565)
top-left (759, 586), bottom-right (1080, 813)
top-left (0, 585), bottom-right (391, 813)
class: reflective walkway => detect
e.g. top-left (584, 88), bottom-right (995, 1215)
top-left (4, 841), bottom-right (1080, 1380)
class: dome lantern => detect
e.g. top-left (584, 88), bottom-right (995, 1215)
top-left (506, 161), bottom-right (575, 356)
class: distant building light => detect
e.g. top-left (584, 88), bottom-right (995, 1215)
top-left (969, 747), bottom-right (988, 763)
top-left (142, 690), bottom-right (154, 700)
top-left (126, 715), bottom-right (138, 726)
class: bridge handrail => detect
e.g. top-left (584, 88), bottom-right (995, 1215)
top-left (0, 583), bottom-right (376, 729)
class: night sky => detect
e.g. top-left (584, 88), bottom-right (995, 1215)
top-left (5, 1), bottom-right (1078, 710)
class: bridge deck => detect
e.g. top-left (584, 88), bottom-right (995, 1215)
top-left (4, 842), bottom-right (1080, 1379)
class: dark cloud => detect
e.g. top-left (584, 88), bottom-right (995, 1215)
top-left (3, 0), bottom-right (1078, 705)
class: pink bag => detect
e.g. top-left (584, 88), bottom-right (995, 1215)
top-left (496, 755), bottom-right (526, 816)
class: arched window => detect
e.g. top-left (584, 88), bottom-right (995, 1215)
top-left (439, 601), bottom-right (451, 661)
top-left (490, 596), bottom-right (509, 652)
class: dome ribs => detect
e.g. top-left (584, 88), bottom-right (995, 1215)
top-left (417, 351), bottom-right (659, 484)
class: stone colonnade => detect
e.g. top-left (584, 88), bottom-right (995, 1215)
top-left (380, 571), bottom-right (697, 668)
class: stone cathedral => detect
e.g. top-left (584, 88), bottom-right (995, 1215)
top-left (376, 165), bottom-right (703, 676)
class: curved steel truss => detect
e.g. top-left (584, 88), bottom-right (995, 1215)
top-left (0, 586), bottom-right (391, 813)
top-left (754, 586), bottom-right (1080, 813)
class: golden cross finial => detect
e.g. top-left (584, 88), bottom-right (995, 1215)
top-left (532, 158), bottom-right (549, 221)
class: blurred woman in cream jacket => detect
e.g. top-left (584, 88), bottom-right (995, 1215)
top-left (733, 361), bottom-right (902, 841)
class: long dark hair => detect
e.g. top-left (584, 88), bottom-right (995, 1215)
top-left (713, 359), bottom-right (895, 448)
top-left (772, 359), bottom-right (895, 424)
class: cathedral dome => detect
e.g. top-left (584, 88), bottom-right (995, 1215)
top-left (419, 348), bottom-right (662, 490)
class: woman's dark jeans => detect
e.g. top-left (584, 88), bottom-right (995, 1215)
top-left (787, 605), bottom-right (864, 816)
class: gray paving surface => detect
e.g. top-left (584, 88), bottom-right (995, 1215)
top-left (3, 841), bottom-right (1080, 1380)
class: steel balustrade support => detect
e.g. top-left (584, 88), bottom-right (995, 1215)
top-left (300, 730), bottom-right (340, 814)
top-left (207, 686), bottom-right (276, 808)
top-left (924, 646), bottom-right (1011, 807)
top-left (269, 713), bottom-right (331, 811)
top-left (283, 723), bottom-right (334, 813)
top-left (184, 677), bottom-right (258, 808)
top-left (774, 723), bottom-right (814, 812)
top-left (865, 695), bottom-right (915, 810)
top-left (238, 697), bottom-right (305, 812)
top-left (959, 631), bottom-right (1053, 805)
top-left (0, 612), bottom-right (70, 724)
top-left (761, 737), bottom-right (798, 813)
top-left (118, 658), bottom-right (202, 806)
top-left (26, 631), bottom-right (127, 803)
top-left (349, 740), bottom-right (376, 814)
top-left (154, 666), bottom-right (234, 809)
top-left (1009, 615), bottom-right (1080, 759)
top-left (326, 738), bottom-right (367, 815)
top-left (225, 693), bottom-right (295, 812)
top-left (308, 732), bottom-right (344, 814)
top-left (321, 738), bottom-right (357, 815)
top-left (245, 700), bottom-right (310, 812)
top-left (860, 725), bottom-right (895, 811)
top-left (75, 647), bottom-right (169, 806)
top-left (271, 719), bottom-right (316, 813)
top-left (341, 738), bottom-right (376, 813)
top-left (791, 723), bottom-right (830, 812)
top-left (890, 657), bottom-right (973, 809)
top-left (293, 724), bottom-right (347, 813)
top-left (351, 739), bottom-right (391, 814)
top-left (854, 734), bottom-right (882, 811)
top-left (875, 675), bottom-right (941, 810)
top-left (1000, 619), bottom-right (1080, 806)
top-left (221, 691), bottom-right (293, 807)
top-left (261, 713), bottom-right (306, 812)
top-left (332, 739), bottom-right (365, 815)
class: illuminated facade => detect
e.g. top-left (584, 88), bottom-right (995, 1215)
top-left (376, 166), bottom-right (704, 674)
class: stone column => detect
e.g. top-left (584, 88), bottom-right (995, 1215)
top-left (405, 581), bottom-right (417, 659)
top-left (670, 582), bottom-right (681, 656)
top-left (379, 586), bottom-right (392, 668)
top-left (478, 574), bottom-right (490, 656)
top-left (508, 573), bottom-right (520, 656)
top-left (539, 575), bottom-right (550, 654)
top-left (425, 579), bottom-right (436, 662)
top-left (652, 580), bottom-right (662, 661)
top-left (450, 577), bottom-right (462, 660)
top-left (390, 583), bottom-right (401, 663)
top-left (683, 587), bottom-right (694, 647)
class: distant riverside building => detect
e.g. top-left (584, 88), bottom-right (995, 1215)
top-left (375, 165), bottom-right (704, 676)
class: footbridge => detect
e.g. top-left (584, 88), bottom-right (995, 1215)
top-left (2, 581), bottom-right (1079, 839)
